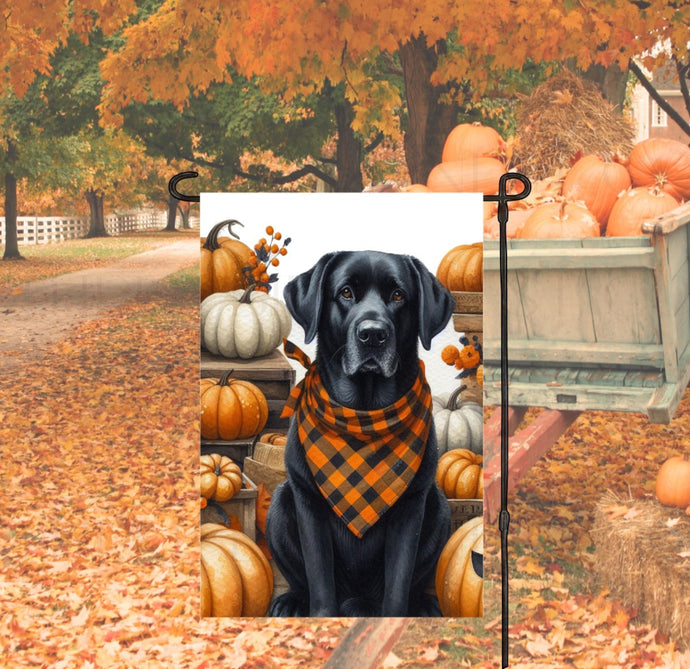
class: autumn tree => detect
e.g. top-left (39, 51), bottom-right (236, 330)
top-left (0, 1), bottom-right (135, 257)
top-left (101, 0), bottom-right (690, 190)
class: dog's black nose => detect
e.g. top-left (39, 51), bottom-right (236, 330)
top-left (357, 320), bottom-right (389, 347)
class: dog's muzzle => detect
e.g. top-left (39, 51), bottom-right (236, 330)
top-left (343, 318), bottom-right (398, 377)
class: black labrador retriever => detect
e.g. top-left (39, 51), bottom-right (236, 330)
top-left (266, 250), bottom-right (454, 617)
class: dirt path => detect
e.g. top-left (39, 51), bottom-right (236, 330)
top-left (0, 238), bottom-right (198, 369)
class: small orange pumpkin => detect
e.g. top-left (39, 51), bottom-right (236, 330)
top-left (427, 157), bottom-right (505, 195)
top-left (200, 372), bottom-right (269, 441)
top-left (436, 242), bottom-right (483, 292)
top-left (628, 138), bottom-right (690, 202)
top-left (200, 219), bottom-right (255, 301)
top-left (200, 453), bottom-right (242, 502)
top-left (200, 523), bottom-right (273, 617)
top-left (435, 515), bottom-right (483, 617)
top-left (605, 187), bottom-right (679, 236)
top-left (655, 454), bottom-right (690, 509)
top-left (436, 449), bottom-right (483, 499)
top-left (562, 155), bottom-right (631, 229)
top-left (441, 122), bottom-right (506, 163)
top-left (516, 201), bottom-right (600, 239)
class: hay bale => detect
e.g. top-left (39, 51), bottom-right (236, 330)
top-left (592, 490), bottom-right (690, 650)
top-left (515, 70), bottom-right (634, 180)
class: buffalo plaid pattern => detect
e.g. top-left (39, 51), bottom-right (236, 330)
top-left (282, 339), bottom-right (432, 538)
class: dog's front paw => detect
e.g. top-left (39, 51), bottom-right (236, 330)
top-left (410, 592), bottom-right (443, 617)
top-left (268, 592), bottom-right (309, 617)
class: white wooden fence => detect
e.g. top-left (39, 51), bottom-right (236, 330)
top-left (0, 210), bottom-right (199, 245)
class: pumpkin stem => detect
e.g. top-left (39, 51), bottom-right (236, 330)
top-left (239, 285), bottom-right (255, 304)
top-left (202, 219), bottom-right (244, 251)
top-left (218, 370), bottom-right (235, 386)
top-left (447, 385), bottom-right (467, 410)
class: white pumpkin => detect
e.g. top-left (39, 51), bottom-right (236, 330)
top-left (433, 387), bottom-right (483, 455)
top-left (201, 289), bottom-right (292, 359)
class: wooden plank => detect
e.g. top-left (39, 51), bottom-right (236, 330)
top-left (484, 245), bottom-right (656, 271)
top-left (452, 291), bottom-right (483, 314)
top-left (483, 268), bottom-right (528, 348)
top-left (324, 618), bottom-right (411, 669)
top-left (483, 406), bottom-right (529, 464)
top-left (484, 380), bottom-right (659, 416)
top-left (484, 410), bottom-right (580, 524)
top-left (453, 313), bottom-right (482, 332)
top-left (586, 267), bottom-right (661, 345)
top-left (482, 338), bottom-right (666, 369)
top-left (641, 201), bottom-right (690, 235)
top-left (646, 343), bottom-right (690, 424)
top-left (200, 349), bottom-right (296, 382)
top-left (517, 268), bottom-right (597, 342)
top-left (652, 232), bottom-right (680, 383)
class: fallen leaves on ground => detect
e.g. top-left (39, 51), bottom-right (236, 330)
top-left (2, 263), bottom-right (689, 666)
top-left (0, 288), bottom-right (348, 667)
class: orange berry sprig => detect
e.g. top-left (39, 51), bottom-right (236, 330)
top-left (441, 335), bottom-right (483, 381)
top-left (243, 225), bottom-right (291, 294)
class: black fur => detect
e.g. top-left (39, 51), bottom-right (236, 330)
top-left (267, 251), bottom-right (453, 616)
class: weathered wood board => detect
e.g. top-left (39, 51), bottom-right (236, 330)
top-left (483, 202), bottom-right (690, 423)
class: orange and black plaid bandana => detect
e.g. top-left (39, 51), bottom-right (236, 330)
top-left (281, 339), bottom-right (432, 538)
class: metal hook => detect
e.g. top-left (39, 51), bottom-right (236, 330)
top-left (168, 171), bottom-right (201, 202)
top-left (483, 172), bottom-right (532, 225)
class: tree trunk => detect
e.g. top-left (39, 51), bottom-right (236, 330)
top-left (334, 101), bottom-right (364, 192)
top-left (179, 202), bottom-right (191, 229)
top-left (564, 59), bottom-right (629, 112)
top-left (165, 193), bottom-right (178, 231)
top-left (399, 34), bottom-right (458, 185)
top-left (2, 167), bottom-right (24, 260)
top-left (85, 189), bottom-right (108, 237)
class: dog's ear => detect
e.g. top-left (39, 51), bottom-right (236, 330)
top-left (407, 256), bottom-right (454, 350)
top-left (283, 253), bottom-right (339, 344)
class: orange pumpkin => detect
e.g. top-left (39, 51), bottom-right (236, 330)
top-left (605, 187), bottom-right (679, 236)
top-left (200, 453), bottom-right (242, 502)
top-left (562, 155), bottom-right (632, 229)
top-left (435, 515), bottom-right (483, 617)
top-left (436, 449), bottom-right (483, 499)
top-left (259, 432), bottom-right (288, 446)
top-left (483, 208), bottom-right (533, 239)
top-left (404, 183), bottom-right (433, 192)
top-left (628, 138), bottom-right (690, 202)
top-left (200, 372), bottom-right (269, 441)
top-left (255, 483), bottom-right (272, 535)
top-left (436, 243), bottom-right (483, 292)
top-left (427, 157), bottom-right (505, 195)
top-left (655, 454), bottom-right (690, 509)
top-left (441, 122), bottom-right (506, 163)
top-left (200, 523), bottom-right (273, 617)
top-left (200, 220), bottom-right (255, 301)
top-left (516, 201), bottom-right (600, 239)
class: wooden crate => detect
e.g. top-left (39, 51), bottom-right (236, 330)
top-left (452, 291), bottom-right (483, 344)
top-left (201, 474), bottom-right (258, 541)
top-left (201, 349), bottom-right (295, 429)
top-left (243, 456), bottom-right (287, 494)
top-left (200, 439), bottom-right (253, 466)
top-left (449, 499), bottom-right (483, 533)
top-left (483, 202), bottom-right (690, 423)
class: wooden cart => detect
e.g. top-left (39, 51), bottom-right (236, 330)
top-left (481, 201), bottom-right (690, 522)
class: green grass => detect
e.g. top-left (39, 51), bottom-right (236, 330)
top-left (162, 262), bottom-right (200, 291)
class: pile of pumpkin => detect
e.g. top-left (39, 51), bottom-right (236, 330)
top-left (409, 120), bottom-right (690, 239)
top-left (201, 220), bottom-right (292, 360)
top-left (498, 138), bottom-right (690, 239)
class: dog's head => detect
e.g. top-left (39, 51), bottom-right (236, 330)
top-left (284, 251), bottom-right (453, 380)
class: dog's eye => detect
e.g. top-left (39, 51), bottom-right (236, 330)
top-left (339, 286), bottom-right (353, 300)
top-left (391, 289), bottom-right (405, 302)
